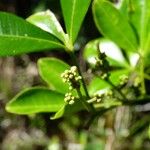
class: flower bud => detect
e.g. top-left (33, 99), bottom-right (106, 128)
top-left (69, 100), bottom-right (75, 105)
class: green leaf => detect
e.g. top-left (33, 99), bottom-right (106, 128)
top-left (109, 69), bottom-right (129, 85)
top-left (61, 0), bottom-right (91, 43)
top-left (51, 104), bottom-right (66, 119)
top-left (51, 101), bottom-right (84, 119)
top-left (117, 0), bottom-right (130, 18)
top-left (83, 38), bottom-right (128, 67)
top-left (6, 87), bottom-right (65, 114)
top-left (38, 58), bottom-right (70, 94)
top-left (127, 0), bottom-right (150, 50)
top-left (88, 77), bottom-right (110, 95)
top-left (88, 69), bottom-right (129, 95)
top-left (0, 12), bottom-right (64, 56)
top-left (118, 0), bottom-right (150, 55)
top-left (27, 10), bottom-right (66, 43)
top-left (93, 0), bottom-right (138, 52)
top-left (118, 0), bottom-right (150, 62)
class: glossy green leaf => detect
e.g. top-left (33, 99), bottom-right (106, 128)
top-left (109, 69), bottom-right (129, 85)
top-left (117, 0), bottom-right (130, 18)
top-left (0, 12), bottom-right (64, 56)
top-left (118, 0), bottom-right (149, 66)
top-left (93, 0), bottom-right (138, 52)
top-left (128, 0), bottom-right (150, 50)
top-left (61, 0), bottom-right (91, 43)
top-left (27, 10), bottom-right (66, 43)
top-left (88, 69), bottom-right (129, 95)
top-left (51, 104), bottom-right (66, 119)
top-left (83, 38), bottom-right (128, 67)
top-left (38, 58), bottom-right (70, 94)
top-left (6, 87), bottom-right (65, 114)
top-left (118, 0), bottom-right (150, 54)
top-left (51, 101), bottom-right (84, 119)
top-left (88, 77), bottom-right (110, 96)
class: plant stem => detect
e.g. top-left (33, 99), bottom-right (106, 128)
top-left (106, 79), bottom-right (127, 102)
top-left (123, 98), bottom-right (150, 106)
top-left (76, 88), bottom-right (91, 112)
top-left (85, 95), bottom-right (150, 128)
top-left (69, 51), bottom-right (95, 112)
top-left (70, 52), bottom-right (89, 97)
top-left (85, 107), bottom-right (115, 129)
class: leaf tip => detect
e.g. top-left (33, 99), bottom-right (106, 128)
top-left (5, 103), bottom-right (12, 113)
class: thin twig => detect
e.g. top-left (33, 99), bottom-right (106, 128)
top-left (69, 51), bottom-right (95, 113)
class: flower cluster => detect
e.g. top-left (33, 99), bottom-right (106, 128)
top-left (64, 92), bottom-right (75, 105)
top-left (94, 52), bottom-right (110, 79)
top-left (119, 75), bottom-right (129, 86)
top-left (61, 66), bottom-right (82, 105)
top-left (61, 66), bottom-right (82, 90)
top-left (133, 76), bottom-right (141, 87)
top-left (88, 90), bottom-right (113, 104)
top-left (95, 57), bottom-right (103, 67)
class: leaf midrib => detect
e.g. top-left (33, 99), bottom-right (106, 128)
top-left (6, 106), bottom-right (63, 114)
top-left (7, 105), bottom-right (62, 109)
top-left (69, 0), bottom-right (76, 43)
top-left (0, 34), bottom-right (65, 47)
